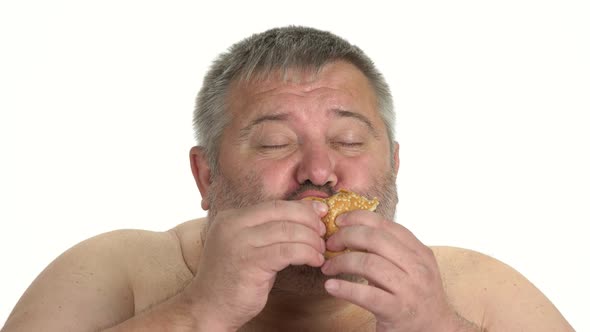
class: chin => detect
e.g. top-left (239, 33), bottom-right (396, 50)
top-left (271, 265), bottom-right (364, 296)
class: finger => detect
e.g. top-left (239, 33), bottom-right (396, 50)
top-left (336, 210), bottom-right (425, 252)
top-left (321, 252), bottom-right (406, 294)
top-left (253, 243), bottom-right (325, 272)
top-left (246, 220), bottom-right (325, 254)
top-left (236, 199), bottom-right (328, 234)
top-left (324, 279), bottom-right (398, 320)
top-left (326, 225), bottom-right (412, 272)
top-left (335, 209), bottom-right (385, 229)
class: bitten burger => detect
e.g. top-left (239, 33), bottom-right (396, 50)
top-left (306, 189), bottom-right (379, 258)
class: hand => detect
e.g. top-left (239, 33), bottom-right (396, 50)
top-left (183, 200), bottom-right (327, 331)
top-left (321, 211), bottom-right (461, 332)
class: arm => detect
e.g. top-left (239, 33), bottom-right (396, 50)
top-left (100, 291), bottom-right (215, 332)
top-left (436, 247), bottom-right (574, 332)
top-left (477, 252), bottom-right (574, 331)
top-left (1, 230), bottom-right (199, 332)
top-left (3, 199), bottom-right (328, 332)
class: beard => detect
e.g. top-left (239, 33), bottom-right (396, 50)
top-left (206, 167), bottom-right (398, 296)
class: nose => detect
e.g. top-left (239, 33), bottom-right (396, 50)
top-left (295, 143), bottom-right (338, 187)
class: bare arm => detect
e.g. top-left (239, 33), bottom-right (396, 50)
top-left (483, 255), bottom-right (574, 331)
top-left (1, 230), bottom-right (200, 332)
top-left (3, 199), bottom-right (328, 332)
top-left (100, 291), bottom-right (201, 332)
top-left (436, 247), bottom-right (574, 332)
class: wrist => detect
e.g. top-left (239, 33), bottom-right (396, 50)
top-left (176, 288), bottom-right (236, 332)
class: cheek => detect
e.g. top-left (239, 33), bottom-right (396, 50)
top-left (335, 157), bottom-right (370, 187)
top-left (218, 138), bottom-right (299, 198)
top-left (248, 158), bottom-right (299, 197)
top-left (336, 152), bottom-right (391, 188)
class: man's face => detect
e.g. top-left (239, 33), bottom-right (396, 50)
top-left (205, 61), bottom-right (399, 294)
top-left (212, 61), bottom-right (397, 211)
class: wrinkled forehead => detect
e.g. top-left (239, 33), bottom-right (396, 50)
top-left (225, 61), bottom-right (380, 123)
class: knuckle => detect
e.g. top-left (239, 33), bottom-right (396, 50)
top-left (412, 262), bottom-right (433, 280)
top-left (361, 227), bottom-right (381, 250)
top-left (366, 228), bottom-right (380, 243)
top-left (423, 246), bottom-right (436, 259)
top-left (358, 287), bottom-right (382, 308)
top-left (279, 220), bottom-right (291, 239)
top-left (384, 271), bottom-right (396, 286)
top-left (359, 253), bottom-right (374, 271)
top-left (278, 243), bottom-right (294, 260)
top-left (363, 254), bottom-right (387, 280)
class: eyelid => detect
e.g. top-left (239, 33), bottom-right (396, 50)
top-left (260, 143), bottom-right (290, 149)
top-left (337, 141), bottom-right (364, 146)
top-left (331, 141), bottom-right (365, 149)
top-left (252, 130), bottom-right (296, 150)
top-left (333, 132), bottom-right (366, 144)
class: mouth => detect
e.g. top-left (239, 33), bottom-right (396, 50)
top-left (296, 190), bottom-right (331, 200)
top-left (285, 182), bottom-right (337, 201)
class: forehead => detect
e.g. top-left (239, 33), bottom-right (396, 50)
top-left (226, 61), bottom-right (380, 124)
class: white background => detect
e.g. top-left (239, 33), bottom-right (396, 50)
top-left (1, 0), bottom-right (588, 330)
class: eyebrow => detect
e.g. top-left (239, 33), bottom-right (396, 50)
top-left (239, 113), bottom-right (289, 141)
top-left (238, 108), bottom-right (379, 141)
top-left (330, 109), bottom-right (378, 137)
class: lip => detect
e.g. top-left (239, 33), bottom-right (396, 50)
top-left (297, 190), bottom-right (331, 200)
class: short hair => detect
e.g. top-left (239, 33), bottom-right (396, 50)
top-left (193, 26), bottom-right (395, 174)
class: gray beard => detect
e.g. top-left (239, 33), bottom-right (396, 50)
top-left (205, 168), bottom-right (398, 296)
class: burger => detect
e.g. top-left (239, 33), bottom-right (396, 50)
top-left (306, 189), bottom-right (379, 258)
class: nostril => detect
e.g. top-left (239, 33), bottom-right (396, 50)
top-left (295, 146), bottom-right (338, 186)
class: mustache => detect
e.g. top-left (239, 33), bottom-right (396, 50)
top-left (284, 181), bottom-right (337, 200)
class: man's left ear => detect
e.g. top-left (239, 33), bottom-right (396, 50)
top-left (189, 146), bottom-right (212, 210)
top-left (393, 141), bottom-right (400, 175)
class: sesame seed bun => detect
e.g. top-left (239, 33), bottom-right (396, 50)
top-left (306, 189), bottom-right (379, 258)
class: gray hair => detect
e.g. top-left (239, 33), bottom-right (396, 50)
top-left (193, 26), bottom-right (395, 174)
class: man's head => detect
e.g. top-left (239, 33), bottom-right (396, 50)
top-left (189, 26), bottom-right (400, 294)
top-left (193, 26), bottom-right (396, 177)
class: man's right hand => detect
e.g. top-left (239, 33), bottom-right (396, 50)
top-left (180, 199), bottom-right (328, 331)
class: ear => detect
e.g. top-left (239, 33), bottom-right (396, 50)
top-left (190, 146), bottom-right (212, 210)
top-left (393, 141), bottom-right (400, 175)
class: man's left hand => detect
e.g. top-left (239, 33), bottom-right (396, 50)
top-left (321, 210), bottom-right (469, 332)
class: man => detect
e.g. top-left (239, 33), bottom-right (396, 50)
top-left (2, 26), bottom-right (573, 331)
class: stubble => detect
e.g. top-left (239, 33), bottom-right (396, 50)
top-left (205, 167), bottom-right (398, 296)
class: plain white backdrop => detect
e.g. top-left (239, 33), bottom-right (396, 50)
top-left (1, 0), bottom-right (588, 330)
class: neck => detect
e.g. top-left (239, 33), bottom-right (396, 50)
top-left (240, 288), bottom-right (374, 331)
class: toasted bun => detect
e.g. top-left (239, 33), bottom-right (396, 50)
top-left (306, 189), bottom-right (379, 258)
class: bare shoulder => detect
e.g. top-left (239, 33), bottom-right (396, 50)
top-left (431, 246), bottom-right (574, 331)
top-left (3, 226), bottom-right (194, 332)
top-left (170, 217), bottom-right (208, 275)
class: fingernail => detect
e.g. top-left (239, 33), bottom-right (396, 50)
top-left (325, 279), bottom-right (339, 292)
top-left (335, 215), bottom-right (344, 226)
top-left (312, 201), bottom-right (328, 214)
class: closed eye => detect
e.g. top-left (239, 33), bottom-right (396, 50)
top-left (335, 142), bottom-right (364, 147)
top-left (260, 144), bottom-right (290, 150)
